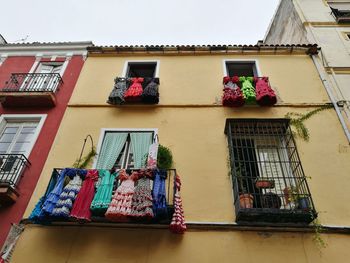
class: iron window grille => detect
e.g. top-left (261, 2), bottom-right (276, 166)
top-left (225, 119), bottom-right (317, 225)
top-left (0, 154), bottom-right (31, 187)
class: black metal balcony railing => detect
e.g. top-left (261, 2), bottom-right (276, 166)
top-left (330, 7), bottom-right (350, 23)
top-left (2, 73), bottom-right (63, 93)
top-left (225, 119), bottom-right (317, 225)
top-left (0, 154), bottom-right (31, 187)
top-left (45, 168), bottom-right (176, 224)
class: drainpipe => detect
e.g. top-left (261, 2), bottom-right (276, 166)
top-left (311, 54), bottom-right (350, 143)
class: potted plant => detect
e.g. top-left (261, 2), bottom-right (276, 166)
top-left (255, 178), bottom-right (275, 189)
top-left (283, 184), bottom-right (310, 210)
top-left (235, 164), bottom-right (254, 209)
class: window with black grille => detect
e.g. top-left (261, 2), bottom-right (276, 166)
top-left (225, 119), bottom-right (317, 224)
top-left (225, 61), bottom-right (257, 77)
top-left (126, 62), bottom-right (157, 78)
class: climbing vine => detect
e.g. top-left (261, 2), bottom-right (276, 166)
top-left (72, 147), bottom-right (96, 169)
top-left (285, 105), bottom-right (333, 141)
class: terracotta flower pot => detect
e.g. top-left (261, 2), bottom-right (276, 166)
top-left (255, 179), bottom-right (275, 189)
top-left (239, 194), bottom-right (254, 208)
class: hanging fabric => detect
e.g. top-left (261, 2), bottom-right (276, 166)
top-left (142, 78), bottom-right (159, 104)
top-left (51, 174), bottom-right (83, 218)
top-left (169, 174), bottom-right (187, 234)
top-left (107, 77), bottom-right (129, 105)
top-left (254, 77), bottom-right (277, 106)
top-left (70, 169), bottom-right (99, 221)
top-left (105, 170), bottom-right (135, 221)
top-left (130, 132), bottom-right (153, 168)
top-left (222, 76), bottom-right (245, 107)
top-left (239, 76), bottom-right (256, 104)
top-left (124, 77), bottom-right (144, 102)
top-left (96, 132), bottom-right (128, 169)
top-left (147, 134), bottom-right (159, 169)
top-left (42, 168), bottom-right (77, 215)
top-left (130, 170), bottom-right (154, 219)
top-left (152, 169), bottom-right (168, 219)
top-left (91, 169), bottom-right (119, 215)
top-left (29, 170), bottom-right (58, 222)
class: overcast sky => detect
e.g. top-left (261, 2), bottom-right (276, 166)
top-left (1, 0), bottom-right (279, 45)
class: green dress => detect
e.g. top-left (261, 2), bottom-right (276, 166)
top-left (239, 77), bottom-right (256, 104)
top-left (91, 170), bottom-right (119, 215)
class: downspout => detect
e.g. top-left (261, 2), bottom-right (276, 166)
top-left (311, 54), bottom-right (350, 143)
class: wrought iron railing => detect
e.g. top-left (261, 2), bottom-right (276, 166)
top-left (2, 73), bottom-right (63, 92)
top-left (225, 119), bottom-right (317, 224)
top-left (44, 168), bottom-right (176, 223)
top-left (330, 7), bottom-right (350, 23)
top-left (0, 154), bottom-right (31, 187)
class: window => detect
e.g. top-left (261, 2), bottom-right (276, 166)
top-left (94, 129), bottom-right (157, 170)
top-left (225, 119), bottom-right (316, 224)
top-left (35, 62), bottom-right (63, 75)
top-left (0, 114), bottom-right (46, 186)
top-left (329, 2), bottom-right (350, 23)
top-left (123, 61), bottom-right (159, 78)
top-left (224, 60), bottom-right (259, 77)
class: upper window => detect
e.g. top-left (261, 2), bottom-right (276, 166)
top-left (225, 61), bottom-right (258, 77)
top-left (125, 61), bottom-right (158, 78)
top-left (225, 119), bottom-right (316, 224)
top-left (95, 129), bottom-right (156, 170)
top-left (329, 2), bottom-right (350, 23)
top-left (35, 62), bottom-right (63, 74)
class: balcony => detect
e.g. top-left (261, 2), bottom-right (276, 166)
top-left (0, 73), bottom-right (63, 107)
top-left (226, 119), bottom-right (317, 225)
top-left (107, 77), bottom-right (160, 105)
top-left (330, 7), bottom-right (350, 23)
top-left (31, 168), bottom-right (177, 225)
top-left (0, 154), bottom-right (31, 205)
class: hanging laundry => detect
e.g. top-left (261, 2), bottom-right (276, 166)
top-left (169, 174), bottom-right (187, 234)
top-left (152, 169), bottom-right (168, 219)
top-left (42, 168), bottom-right (77, 215)
top-left (142, 78), bottom-right (159, 104)
top-left (124, 77), bottom-right (144, 102)
top-left (70, 169), bottom-right (99, 222)
top-left (29, 170), bottom-right (58, 223)
top-left (239, 76), bottom-right (256, 104)
top-left (51, 174), bottom-right (83, 218)
top-left (222, 76), bottom-right (245, 107)
top-left (254, 77), bottom-right (277, 106)
top-left (105, 170), bottom-right (135, 221)
top-left (107, 77), bottom-right (129, 105)
top-left (130, 170), bottom-right (154, 219)
top-left (91, 170), bottom-right (119, 215)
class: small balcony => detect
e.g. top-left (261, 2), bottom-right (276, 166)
top-left (0, 154), bottom-right (31, 205)
top-left (0, 73), bottom-right (63, 107)
top-left (330, 7), bottom-right (350, 23)
top-left (107, 77), bottom-right (160, 105)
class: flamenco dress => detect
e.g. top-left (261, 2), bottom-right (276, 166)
top-left (254, 77), bottom-right (277, 106)
top-left (90, 170), bottom-right (119, 215)
top-left (105, 170), bottom-right (135, 221)
top-left (152, 169), bottom-right (168, 219)
top-left (108, 78), bottom-right (129, 105)
top-left (51, 174), bottom-right (83, 218)
top-left (222, 76), bottom-right (245, 107)
top-left (239, 76), bottom-right (256, 104)
top-left (169, 174), bottom-right (187, 234)
top-left (130, 176), bottom-right (154, 219)
top-left (70, 169), bottom-right (99, 221)
top-left (124, 77), bottom-right (144, 102)
top-left (142, 78), bottom-right (159, 104)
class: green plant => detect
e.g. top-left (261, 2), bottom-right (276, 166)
top-left (285, 105), bottom-right (333, 141)
top-left (312, 218), bottom-right (327, 250)
top-left (234, 163), bottom-right (247, 193)
top-left (157, 144), bottom-right (173, 169)
top-left (72, 147), bottom-right (96, 169)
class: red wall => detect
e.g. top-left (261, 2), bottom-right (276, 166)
top-left (0, 55), bottom-right (85, 246)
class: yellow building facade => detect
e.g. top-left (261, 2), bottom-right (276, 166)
top-left (11, 45), bottom-right (350, 263)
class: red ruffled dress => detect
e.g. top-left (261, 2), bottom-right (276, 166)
top-left (105, 170), bottom-right (135, 221)
top-left (254, 77), bottom-right (277, 106)
top-left (222, 76), bottom-right (245, 107)
top-left (70, 169), bottom-right (99, 222)
top-left (170, 174), bottom-right (187, 234)
top-left (124, 77), bottom-right (144, 102)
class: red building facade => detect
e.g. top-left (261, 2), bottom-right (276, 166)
top-left (0, 42), bottom-right (92, 247)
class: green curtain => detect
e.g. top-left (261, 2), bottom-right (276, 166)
top-left (130, 132), bottom-right (153, 168)
top-left (96, 132), bottom-right (128, 169)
